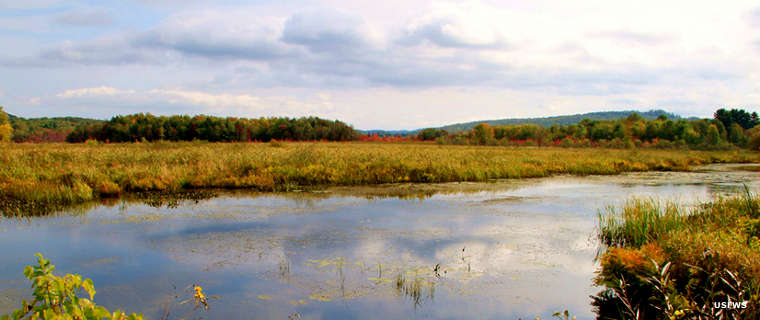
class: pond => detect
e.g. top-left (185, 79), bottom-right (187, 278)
top-left (0, 164), bottom-right (758, 319)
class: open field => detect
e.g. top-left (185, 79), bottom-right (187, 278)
top-left (1, 141), bottom-right (758, 216)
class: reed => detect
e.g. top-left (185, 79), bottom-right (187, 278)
top-left (1, 141), bottom-right (757, 216)
top-left (598, 199), bottom-right (685, 248)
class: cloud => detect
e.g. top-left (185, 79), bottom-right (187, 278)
top-left (51, 86), bottom-right (338, 119)
top-left (17, 37), bottom-right (161, 67)
top-left (0, 3), bottom-right (688, 92)
top-left (397, 2), bottom-right (510, 49)
top-left (2, 0), bottom-right (759, 129)
top-left (281, 8), bottom-right (379, 53)
top-left (133, 10), bottom-right (294, 61)
top-left (57, 86), bottom-right (136, 98)
top-left (148, 89), bottom-right (262, 109)
top-left (588, 30), bottom-right (670, 45)
top-left (54, 9), bottom-right (114, 27)
top-left (748, 7), bottom-right (760, 27)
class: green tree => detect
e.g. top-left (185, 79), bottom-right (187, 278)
top-left (728, 123), bottom-right (747, 146)
top-left (706, 124), bottom-right (721, 146)
top-left (748, 133), bottom-right (760, 151)
top-left (747, 125), bottom-right (760, 150)
top-left (613, 123), bottom-right (627, 139)
top-left (417, 128), bottom-right (447, 141)
top-left (715, 108), bottom-right (759, 130)
top-left (682, 125), bottom-right (701, 145)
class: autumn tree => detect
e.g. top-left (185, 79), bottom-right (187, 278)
top-left (0, 106), bottom-right (12, 142)
top-left (472, 123), bottom-right (494, 145)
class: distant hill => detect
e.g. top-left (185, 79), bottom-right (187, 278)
top-left (437, 110), bottom-right (686, 133)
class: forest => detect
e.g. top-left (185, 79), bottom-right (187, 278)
top-left (423, 108), bottom-right (760, 150)
top-left (65, 113), bottom-right (357, 142)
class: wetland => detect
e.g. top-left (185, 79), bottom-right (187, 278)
top-left (0, 164), bottom-right (758, 319)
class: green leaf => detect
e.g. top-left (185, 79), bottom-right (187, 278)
top-left (126, 313), bottom-right (144, 320)
top-left (3, 254), bottom-right (143, 320)
top-left (93, 306), bottom-right (111, 319)
top-left (82, 279), bottom-right (96, 300)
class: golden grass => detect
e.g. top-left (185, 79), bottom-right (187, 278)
top-left (1, 141), bottom-right (758, 215)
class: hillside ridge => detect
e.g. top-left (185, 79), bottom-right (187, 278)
top-left (362, 109), bottom-right (687, 135)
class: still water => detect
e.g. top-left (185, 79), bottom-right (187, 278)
top-left (1, 165), bottom-right (758, 319)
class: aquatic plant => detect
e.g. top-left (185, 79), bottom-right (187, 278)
top-left (394, 272), bottom-right (435, 308)
top-left (0, 254), bottom-right (143, 320)
top-left (597, 199), bottom-right (686, 248)
top-left (551, 310), bottom-right (577, 320)
top-left (0, 254), bottom-right (213, 320)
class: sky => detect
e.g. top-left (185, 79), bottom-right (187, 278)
top-left (0, 0), bottom-right (759, 130)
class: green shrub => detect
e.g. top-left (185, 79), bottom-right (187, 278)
top-left (1, 254), bottom-right (143, 320)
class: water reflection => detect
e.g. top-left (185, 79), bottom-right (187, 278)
top-left (0, 164), bottom-right (758, 319)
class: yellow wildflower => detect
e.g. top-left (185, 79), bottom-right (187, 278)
top-left (193, 285), bottom-right (209, 310)
top-left (194, 286), bottom-right (205, 299)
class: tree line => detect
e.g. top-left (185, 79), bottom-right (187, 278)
top-left (422, 108), bottom-right (760, 150)
top-left (66, 113), bottom-right (357, 142)
top-left (3, 106), bottom-right (759, 148)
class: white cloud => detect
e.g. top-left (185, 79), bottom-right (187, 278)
top-left (57, 86), bottom-right (136, 98)
top-left (50, 86), bottom-right (342, 120)
top-left (398, 1), bottom-right (510, 49)
top-left (148, 89), bottom-right (261, 108)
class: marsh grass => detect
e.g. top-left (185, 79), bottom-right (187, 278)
top-left (595, 192), bottom-right (760, 319)
top-left (1, 142), bottom-right (758, 216)
top-left (598, 199), bottom-right (686, 248)
top-left (394, 272), bottom-right (435, 307)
